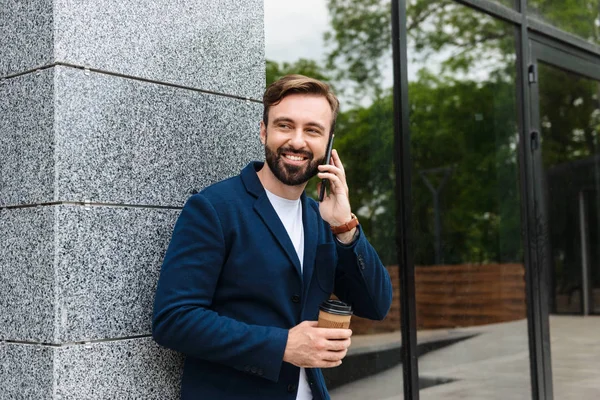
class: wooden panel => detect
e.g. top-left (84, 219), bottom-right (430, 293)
top-left (415, 263), bottom-right (526, 329)
top-left (349, 263), bottom-right (527, 334)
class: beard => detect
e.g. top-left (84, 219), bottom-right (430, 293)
top-left (264, 143), bottom-right (324, 186)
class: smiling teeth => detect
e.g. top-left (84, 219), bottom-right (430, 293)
top-left (285, 155), bottom-right (304, 161)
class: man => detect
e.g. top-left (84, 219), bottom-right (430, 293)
top-left (153, 75), bottom-right (393, 399)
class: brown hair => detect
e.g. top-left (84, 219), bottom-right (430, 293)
top-left (263, 75), bottom-right (340, 135)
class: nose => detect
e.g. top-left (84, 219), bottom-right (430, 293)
top-left (288, 128), bottom-right (306, 149)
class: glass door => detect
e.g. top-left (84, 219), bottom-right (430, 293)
top-left (530, 39), bottom-right (600, 399)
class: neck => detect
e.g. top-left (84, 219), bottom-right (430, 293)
top-left (257, 163), bottom-right (306, 200)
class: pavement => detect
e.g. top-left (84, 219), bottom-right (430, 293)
top-left (330, 316), bottom-right (600, 399)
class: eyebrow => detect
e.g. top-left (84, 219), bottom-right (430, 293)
top-left (305, 122), bottom-right (326, 131)
top-left (272, 117), bottom-right (325, 132)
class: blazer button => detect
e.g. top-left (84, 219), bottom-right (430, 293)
top-left (244, 365), bottom-right (250, 372)
top-left (251, 366), bottom-right (257, 374)
top-left (358, 255), bottom-right (365, 270)
top-left (287, 384), bottom-right (297, 393)
top-left (291, 295), bottom-right (300, 303)
top-left (258, 368), bottom-right (264, 376)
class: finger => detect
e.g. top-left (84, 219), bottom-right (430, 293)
top-left (319, 360), bottom-right (343, 369)
top-left (331, 149), bottom-right (346, 175)
top-left (319, 160), bottom-right (344, 175)
top-left (329, 150), bottom-right (336, 166)
top-left (328, 176), bottom-right (349, 198)
top-left (303, 320), bottom-right (319, 327)
top-left (318, 164), bottom-right (348, 194)
top-left (325, 338), bottom-right (351, 352)
top-left (322, 348), bottom-right (348, 362)
top-left (318, 175), bottom-right (348, 199)
top-left (318, 328), bottom-right (352, 340)
top-left (329, 348), bottom-right (349, 358)
top-left (318, 163), bottom-right (342, 176)
top-left (317, 172), bottom-right (345, 193)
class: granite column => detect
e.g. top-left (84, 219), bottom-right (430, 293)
top-left (1, 1), bottom-right (264, 398)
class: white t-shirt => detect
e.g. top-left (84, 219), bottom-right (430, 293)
top-left (264, 189), bottom-right (312, 400)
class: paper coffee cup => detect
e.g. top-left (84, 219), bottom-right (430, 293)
top-left (317, 300), bottom-right (353, 329)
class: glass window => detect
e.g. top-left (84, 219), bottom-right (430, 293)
top-left (265, 1), bottom-right (402, 398)
top-left (500, 0), bottom-right (517, 8)
top-left (528, 0), bottom-right (600, 46)
top-left (497, 0), bottom-right (517, 9)
top-left (407, 2), bottom-right (531, 397)
top-left (536, 61), bottom-right (600, 398)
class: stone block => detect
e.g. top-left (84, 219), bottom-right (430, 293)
top-left (0, 204), bottom-right (181, 343)
top-left (54, 0), bottom-right (265, 99)
top-left (0, 207), bottom-right (55, 343)
top-left (55, 204), bottom-right (179, 342)
top-left (0, 339), bottom-right (183, 400)
top-left (0, 342), bottom-right (54, 399)
top-left (54, 337), bottom-right (183, 400)
top-left (1, 65), bottom-right (263, 207)
top-left (0, 69), bottom-right (55, 206)
top-left (0, 0), bottom-right (53, 77)
top-left (54, 66), bottom-right (263, 207)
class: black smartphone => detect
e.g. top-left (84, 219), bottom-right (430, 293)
top-left (318, 134), bottom-right (335, 202)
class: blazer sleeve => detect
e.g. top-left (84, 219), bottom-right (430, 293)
top-left (333, 227), bottom-right (393, 321)
top-left (152, 194), bottom-right (288, 382)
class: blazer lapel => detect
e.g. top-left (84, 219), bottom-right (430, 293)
top-left (241, 161), bottom-right (307, 282)
top-left (301, 193), bottom-right (318, 298)
top-left (254, 195), bottom-right (303, 280)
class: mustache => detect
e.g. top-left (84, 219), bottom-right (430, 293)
top-left (277, 147), bottom-right (313, 159)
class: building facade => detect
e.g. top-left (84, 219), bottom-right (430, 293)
top-left (1, 0), bottom-right (598, 399)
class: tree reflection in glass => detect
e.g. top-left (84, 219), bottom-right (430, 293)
top-left (406, 2), bottom-right (530, 398)
top-left (528, 0), bottom-right (600, 46)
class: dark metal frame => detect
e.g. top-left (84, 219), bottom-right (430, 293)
top-left (393, 0), bottom-right (600, 399)
top-left (392, 1), bottom-right (420, 398)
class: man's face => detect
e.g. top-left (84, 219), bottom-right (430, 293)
top-left (260, 94), bottom-right (333, 186)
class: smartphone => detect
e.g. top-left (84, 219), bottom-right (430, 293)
top-left (318, 134), bottom-right (335, 202)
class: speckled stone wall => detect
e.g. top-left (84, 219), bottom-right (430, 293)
top-left (0, 0), bottom-right (264, 398)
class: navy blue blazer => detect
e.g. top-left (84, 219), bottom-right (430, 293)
top-left (153, 162), bottom-right (393, 400)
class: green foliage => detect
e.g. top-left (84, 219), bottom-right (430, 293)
top-left (538, 64), bottom-right (600, 165)
top-left (266, 59), bottom-right (331, 87)
top-left (528, 0), bottom-right (600, 43)
top-left (408, 70), bottom-right (522, 264)
top-left (324, 0), bottom-right (392, 99)
top-left (334, 91), bottom-right (397, 264)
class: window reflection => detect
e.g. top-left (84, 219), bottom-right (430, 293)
top-left (537, 62), bottom-right (600, 398)
top-left (528, 0), bottom-right (600, 46)
top-left (407, 2), bottom-right (531, 397)
top-left (266, 0), bottom-right (402, 398)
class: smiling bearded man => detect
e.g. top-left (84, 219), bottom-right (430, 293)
top-left (152, 74), bottom-right (393, 400)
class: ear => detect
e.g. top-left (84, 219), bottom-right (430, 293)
top-left (259, 121), bottom-right (267, 145)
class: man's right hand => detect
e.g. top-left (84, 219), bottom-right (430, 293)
top-left (283, 321), bottom-right (352, 368)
